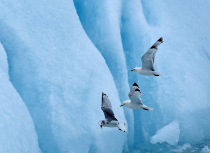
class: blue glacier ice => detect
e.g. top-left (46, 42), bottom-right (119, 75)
top-left (0, 1), bottom-right (127, 153)
top-left (0, 0), bottom-right (210, 152)
top-left (0, 43), bottom-right (40, 152)
top-left (150, 120), bottom-right (180, 145)
top-left (73, 0), bottom-right (135, 146)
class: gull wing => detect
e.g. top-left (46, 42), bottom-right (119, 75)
top-left (141, 37), bottom-right (163, 71)
top-left (128, 83), bottom-right (140, 98)
top-left (101, 92), bottom-right (118, 122)
top-left (128, 83), bottom-right (143, 104)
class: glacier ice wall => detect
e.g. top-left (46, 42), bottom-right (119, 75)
top-left (0, 43), bottom-right (40, 152)
top-left (0, 0), bottom-right (210, 152)
top-left (0, 0), bottom-right (127, 153)
top-left (74, 0), bottom-right (210, 151)
top-left (122, 0), bottom-right (210, 150)
top-left (141, 0), bottom-right (210, 143)
top-left (73, 0), bottom-right (134, 146)
top-left (120, 0), bottom-right (164, 147)
top-left (121, 0), bottom-right (210, 150)
top-left (0, 43), bottom-right (8, 78)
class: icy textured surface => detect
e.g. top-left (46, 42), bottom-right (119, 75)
top-left (142, 1), bottom-right (210, 144)
top-left (0, 0), bottom-right (210, 152)
top-left (200, 146), bottom-right (210, 153)
top-left (73, 0), bottom-right (134, 145)
top-left (0, 43), bottom-right (40, 152)
top-left (121, 0), bottom-right (210, 151)
top-left (170, 143), bottom-right (191, 153)
top-left (150, 120), bottom-right (180, 145)
top-left (0, 1), bottom-right (126, 153)
top-left (0, 43), bottom-right (8, 78)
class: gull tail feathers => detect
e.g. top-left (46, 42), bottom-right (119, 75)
top-left (147, 107), bottom-right (154, 111)
top-left (118, 123), bottom-right (127, 132)
top-left (154, 71), bottom-right (164, 77)
top-left (143, 105), bottom-right (154, 111)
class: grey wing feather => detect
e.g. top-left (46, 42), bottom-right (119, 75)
top-left (128, 83), bottom-right (143, 104)
top-left (130, 91), bottom-right (143, 104)
top-left (101, 92), bottom-right (118, 121)
top-left (141, 48), bottom-right (157, 71)
top-left (141, 37), bottom-right (163, 71)
top-left (128, 86), bottom-right (139, 98)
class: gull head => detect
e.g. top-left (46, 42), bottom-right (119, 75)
top-left (98, 120), bottom-right (105, 129)
top-left (120, 100), bottom-right (130, 107)
top-left (131, 67), bottom-right (141, 72)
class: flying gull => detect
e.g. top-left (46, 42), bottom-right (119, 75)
top-left (98, 92), bottom-right (127, 132)
top-left (131, 37), bottom-right (163, 76)
top-left (120, 83), bottom-right (153, 111)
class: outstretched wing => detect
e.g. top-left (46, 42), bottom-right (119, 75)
top-left (128, 83), bottom-right (143, 104)
top-left (128, 83), bottom-right (140, 98)
top-left (141, 37), bottom-right (163, 71)
top-left (101, 92), bottom-right (118, 121)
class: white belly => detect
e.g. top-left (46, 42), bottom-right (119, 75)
top-left (137, 69), bottom-right (155, 76)
top-left (126, 103), bottom-right (143, 110)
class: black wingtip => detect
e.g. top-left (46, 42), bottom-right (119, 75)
top-left (143, 108), bottom-right (149, 111)
top-left (135, 88), bottom-right (141, 93)
top-left (133, 82), bottom-right (139, 88)
top-left (150, 45), bottom-right (157, 49)
top-left (102, 92), bottom-right (106, 103)
top-left (102, 92), bottom-right (103, 104)
top-left (158, 37), bottom-right (163, 43)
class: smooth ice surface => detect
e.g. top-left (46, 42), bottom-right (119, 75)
top-left (150, 120), bottom-right (180, 145)
top-left (0, 43), bottom-right (40, 152)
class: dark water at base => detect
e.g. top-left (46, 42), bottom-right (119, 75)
top-left (123, 139), bottom-right (210, 153)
